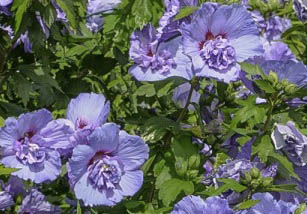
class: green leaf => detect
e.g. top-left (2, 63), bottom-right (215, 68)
top-left (201, 179), bottom-right (247, 196)
top-left (124, 201), bottom-right (145, 211)
top-left (156, 81), bottom-right (174, 98)
top-left (240, 62), bottom-right (266, 79)
top-left (66, 45), bottom-right (89, 57)
top-left (217, 178), bottom-right (247, 192)
top-left (132, 0), bottom-right (152, 27)
top-left (142, 154), bottom-right (156, 175)
top-left (173, 6), bottom-right (198, 21)
top-left (254, 80), bottom-right (276, 93)
top-left (55, 0), bottom-right (77, 29)
top-left (252, 135), bottom-right (274, 163)
top-left (214, 153), bottom-right (229, 169)
top-left (143, 117), bottom-right (180, 142)
top-left (136, 84), bottom-right (156, 97)
top-left (155, 163), bottom-right (172, 190)
top-left (13, 73), bottom-right (32, 107)
top-left (268, 152), bottom-right (300, 180)
top-left (0, 165), bottom-right (20, 175)
top-left (235, 200), bottom-right (260, 210)
top-left (172, 135), bottom-right (200, 176)
top-left (14, 0), bottom-right (32, 33)
top-left (158, 178), bottom-right (194, 206)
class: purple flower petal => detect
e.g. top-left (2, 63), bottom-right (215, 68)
top-left (87, 123), bottom-right (120, 153)
top-left (172, 82), bottom-right (200, 110)
top-left (3, 150), bottom-right (62, 184)
top-left (114, 130), bottom-right (149, 170)
top-left (260, 60), bottom-right (307, 88)
top-left (181, 3), bottom-right (263, 83)
top-left (172, 195), bottom-right (234, 214)
top-left (34, 119), bottom-right (75, 154)
top-left (294, 0), bottom-right (307, 22)
top-left (17, 109), bottom-right (53, 136)
top-left (129, 35), bottom-right (193, 81)
top-left (67, 93), bottom-right (110, 128)
top-left (67, 144), bottom-right (96, 187)
top-left (0, 191), bottom-right (14, 210)
top-left (271, 121), bottom-right (307, 166)
top-left (68, 122), bottom-right (148, 206)
top-left (0, 109), bottom-right (66, 183)
top-left (118, 170), bottom-right (143, 196)
top-left (73, 172), bottom-right (118, 206)
top-left (18, 189), bottom-right (61, 213)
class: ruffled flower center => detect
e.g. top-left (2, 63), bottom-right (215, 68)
top-left (140, 47), bottom-right (176, 74)
top-left (14, 132), bottom-right (46, 165)
top-left (87, 156), bottom-right (122, 190)
top-left (199, 35), bottom-right (236, 71)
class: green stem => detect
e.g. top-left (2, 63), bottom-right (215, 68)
top-left (176, 84), bottom-right (194, 123)
top-left (262, 103), bottom-right (273, 134)
top-left (262, 93), bottom-right (279, 135)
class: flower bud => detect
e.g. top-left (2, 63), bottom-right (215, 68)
top-left (262, 177), bottom-right (273, 187)
top-left (285, 84), bottom-right (297, 95)
top-left (250, 168), bottom-right (260, 179)
top-left (268, 71), bottom-right (279, 85)
top-left (250, 179), bottom-right (260, 189)
top-left (244, 172), bottom-right (252, 182)
top-left (281, 79), bottom-right (289, 88)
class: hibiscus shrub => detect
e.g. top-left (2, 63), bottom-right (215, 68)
top-left (0, 0), bottom-right (307, 213)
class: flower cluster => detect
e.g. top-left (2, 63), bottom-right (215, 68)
top-left (127, 0), bottom-right (307, 213)
top-left (129, 2), bottom-right (264, 83)
top-left (0, 93), bottom-right (149, 207)
top-left (1, 0), bottom-right (307, 213)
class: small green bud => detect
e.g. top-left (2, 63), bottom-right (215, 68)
top-left (250, 180), bottom-right (260, 189)
top-left (281, 79), bottom-right (289, 88)
top-left (285, 84), bottom-right (298, 95)
top-left (164, 152), bottom-right (172, 159)
top-left (268, 71), bottom-right (279, 85)
top-left (240, 179), bottom-right (249, 185)
top-left (275, 82), bottom-right (283, 91)
top-left (262, 177), bottom-right (273, 187)
top-left (244, 172), bottom-right (252, 182)
top-left (250, 168), bottom-right (260, 179)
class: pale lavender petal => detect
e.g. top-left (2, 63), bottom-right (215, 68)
top-left (115, 130), bottom-right (149, 170)
top-left (118, 170), bottom-right (143, 196)
top-left (172, 195), bottom-right (206, 213)
top-left (260, 60), bottom-right (307, 88)
top-left (18, 189), bottom-right (60, 214)
top-left (17, 109), bottom-right (53, 137)
top-left (0, 191), bottom-right (14, 210)
top-left (0, 117), bottom-right (19, 148)
top-left (67, 144), bottom-right (96, 186)
top-left (3, 150), bottom-right (62, 184)
top-left (67, 93), bottom-right (110, 127)
top-left (87, 123), bottom-right (120, 153)
top-left (196, 63), bottom-right (241, 83)
top-left (294, 0), bottom-right (307, 22)
top-left (231, 35), bottom-right (264, 62)
top-left (172, 82), bottom-right (200, 110)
